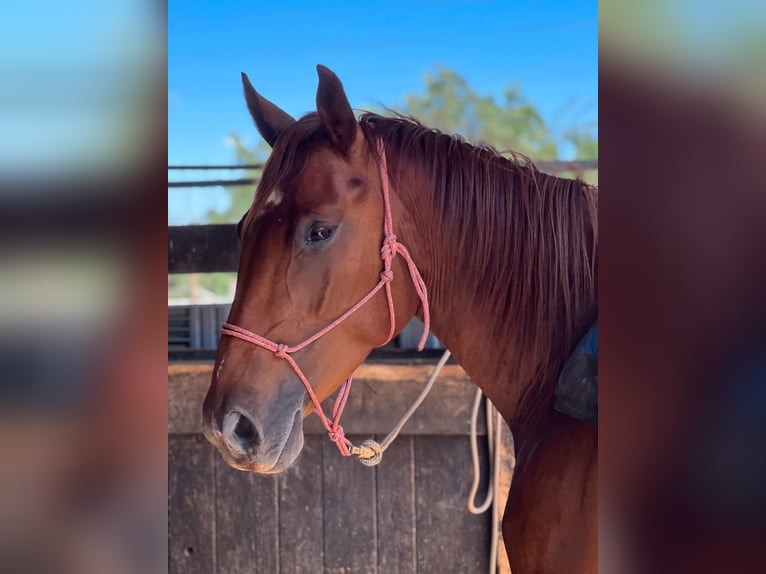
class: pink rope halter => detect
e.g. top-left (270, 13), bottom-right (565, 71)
top-left (220, 138), bottom-right (430, 456)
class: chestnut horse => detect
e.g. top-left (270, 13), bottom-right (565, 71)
top-left (202, 65), bottom-right (598, 574)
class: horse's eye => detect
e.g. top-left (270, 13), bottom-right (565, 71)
top-left (307, 223), bottom-right (335, 243)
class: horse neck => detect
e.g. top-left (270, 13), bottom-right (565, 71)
top-left (390, 152), bottom-right (597, 437)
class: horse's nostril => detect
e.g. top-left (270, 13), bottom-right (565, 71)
top-left (234, 415), bottom-right (256, 442)
top-left (222, 410), bottom-right (260, 454)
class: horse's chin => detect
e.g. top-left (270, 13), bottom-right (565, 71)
top-left (223, 409), bottom-right (304, 474)
top-left (261, 421), bottom-right (304, 474)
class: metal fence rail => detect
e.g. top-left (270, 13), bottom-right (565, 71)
top-left (168, 160), bottom-right (598, 187)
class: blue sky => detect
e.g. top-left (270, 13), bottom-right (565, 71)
top-left (169, 0), bottom-right (597, 224)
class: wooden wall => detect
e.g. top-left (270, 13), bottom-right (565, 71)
top-left (168, 363), bottom-right (511, 574)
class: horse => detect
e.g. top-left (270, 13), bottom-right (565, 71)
top-left (202, 65), bottom-right (598, 574)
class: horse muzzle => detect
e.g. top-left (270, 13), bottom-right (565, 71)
top-left (203, 390), bottom-right (305, 474)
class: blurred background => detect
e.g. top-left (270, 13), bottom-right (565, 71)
top-left (600, 1), bottom-right (766, 573)
top-left (0, 1), bottom-right (166, 573)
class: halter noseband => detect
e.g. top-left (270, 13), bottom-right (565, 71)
top-left (220, 138), bottom-right (430, 457)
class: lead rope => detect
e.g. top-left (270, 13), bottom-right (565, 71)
top-left (356, 355), bottom-right (506, 574)
top-left (467, 389), bottom-right (504, 574)
top-left (361, 355), bottom-right (505, 574)
top-left (350, 349), bottom-right (451, 465)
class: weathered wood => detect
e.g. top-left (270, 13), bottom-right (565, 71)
top-left (496, 421), bottom-right (516, 574)
top-left (215, 456), bottom-right (279, 574)
top-left (322, 435), bottom-right (377, 573)
top-left (305, 374), bottom-right (480, 437)
top-left (169, 224), bottom-right (240, 273)
top-left (376, 435), bottom-right (416, 574)
top-left (278, 436), bottom-right (324, 574)
top-left (168, 435), bottom-right (215, 574)
top-left (168, 363), bottom-right (486, 436)
top-left (168, 177), bottom-right (255, 188)
top-left (168, 362), bottom-right (514, 573)
top-left (414, 435), bottom-right (491, 573)
top-left (168, 364), bottom-right (210, 435)
top-left (168, 347), bottom-right (451, 363)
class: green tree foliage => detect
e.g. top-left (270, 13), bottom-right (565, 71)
top-left (563, 123), bottom-right (598, 160)
top-left (209, 67), bottom-right (597, 225)
top-left (199, 272), bottom-right (235, 297)
top-left (167, 274), bottom-right (188, 298)
top-left (168, 272), bottom-right (235, 301)
top-left (184, 68), bottom-right (597, 297)
top-left (205, 134), bottom-right (268, 224)
top-left (398, 68), bottom-right (559, 159)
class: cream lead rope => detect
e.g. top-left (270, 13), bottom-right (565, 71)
top-left (467, 388), bottom-right (504, 574)
top-left (348, 349), bottom-right (452, 466)
top-left (350, 349), bottom-right (504, 574)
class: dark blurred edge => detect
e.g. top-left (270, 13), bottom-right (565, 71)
top-left (0, 180), bottom-right (158, 240)
top-left (600, 54), bottom-right (766, 574)
top-left (0, 7), bottom-right (168, 574)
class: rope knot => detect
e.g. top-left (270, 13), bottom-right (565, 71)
top-left (328, 424), bottom-right (346, 444)
top-left (356, 439), bottom-right (383, 467)
top-left (274, 344), bottom-right (289, 359)
top-left (381, 234), bottom-right (397, 259)
top-left (380, 269), bottom-right (394, 283)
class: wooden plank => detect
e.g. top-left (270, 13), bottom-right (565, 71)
top-left (168, 347), bottom-right (451, 363)
top-left (303, 375), bottom-right (481, 437)
top-left (168, 177), bottom-right (255, 188)
top-left (215, 455), bottom-right (279, 574)
top-left (322, 435), bottom-right (377, 574)
top-left (169, 224), bottom-right (240, 273)
top-left (414, 435), bottom-right (491, 573)
top-left (278, 435), bottom-right (325, 574)
top-left (168, 435), bottom-right (215, 574)
top-left (168, 366), bottom-right (209, 434)
top-left (376, 435), bottom-right (416, 574)
top-left (168, 363), bottom-right (485, 436)
top-left (496, 421), bottom-right (516, 574)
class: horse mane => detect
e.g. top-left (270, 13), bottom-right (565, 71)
top-left (244, 111), bottom-right (597, 431)
top-left (358, 113), bottom-right (598, 431)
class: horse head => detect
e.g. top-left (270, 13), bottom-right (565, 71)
top-left (202, 66), bottom-right (425, 473)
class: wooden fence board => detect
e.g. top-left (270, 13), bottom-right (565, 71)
top-left (168, 435), bottom-right (216, 574)
top-left (215, 456), bottom-right (279, 574)
top-left (376, 435), bottom-right (417, 574)
top-left (168, 363), bottom-right (499, 574)
top-left (168, 367), bottom-right (209, 435)
top-left (322, 436), bottom-right (378, 573)
top-left (278, 436), bottom-right (325, 574)
top-left (414, 436), bottom-right (491, 574)
top-left (304, 376), bottom-right (481, 437)
top-left (169, 225), bottom-right (240, 273)
top-left (168, 363), bottom-right (486, 436)
top-left (496, 421), bottom-right (516, 574)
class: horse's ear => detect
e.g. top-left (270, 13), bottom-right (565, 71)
top-left (241, 72), bottom-right (295, 147)
top-left (315, 65), bottom-right (357, 154)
